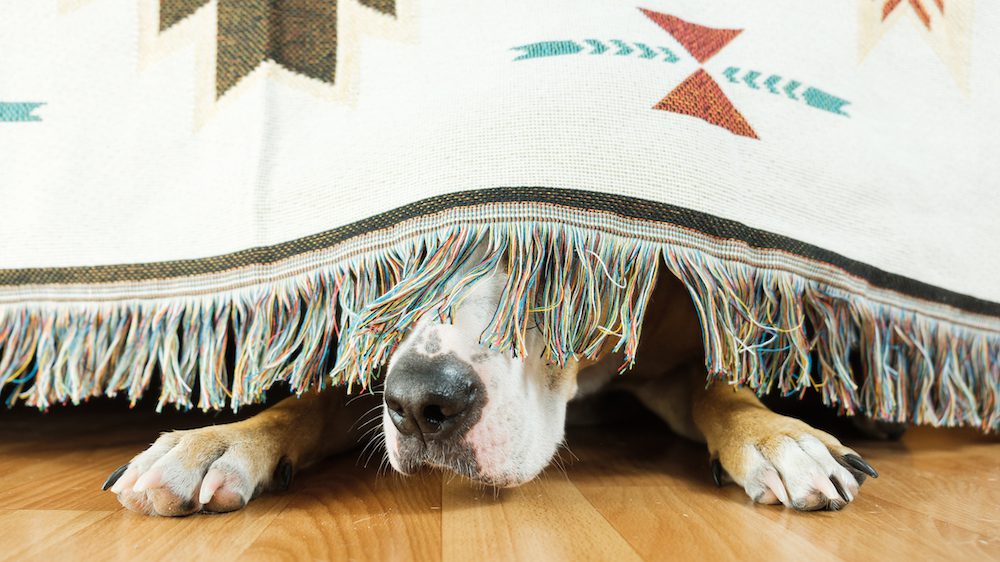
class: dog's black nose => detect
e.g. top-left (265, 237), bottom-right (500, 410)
top-left (384, 352), bottom-right (480, 440)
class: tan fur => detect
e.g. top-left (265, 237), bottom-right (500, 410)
top-left (112, 387), bottom-right (380, 516)
top-left (618, 276), bottom-right (864, 504)
top-left (690, 381), bottom-right (856, 475)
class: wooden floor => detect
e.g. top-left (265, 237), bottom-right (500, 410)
top-left (0, 399), bottom-right (997, 562)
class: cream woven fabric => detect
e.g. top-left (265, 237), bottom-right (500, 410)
top-left (0, 1), bottom-right (996, 428)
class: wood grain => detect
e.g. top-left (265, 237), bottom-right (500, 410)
top-left (241, 459), bottom-right (442, 562)
top-left (0, 400), bottom-right (997, 562)
top-left (442, 476), bottom-right (642, 562)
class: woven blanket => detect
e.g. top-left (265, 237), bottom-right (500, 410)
top-left (1, 1), bottom-right (997, 430)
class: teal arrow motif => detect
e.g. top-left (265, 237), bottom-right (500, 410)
top-left (723, 66), bottom-right (740, 83)
top-left (764, 75), bottom-right (781, 94)
top-left (802, 87), bottom-right (850, 116)
top-left (743, 70), bottom-right (761, 89)
top-left (584, 39), bottom-right (608, 55)
top-left (783, 80), bottom-right (801, 100)
top-left (0, 102), bottom-right (45, 122)
top-left (610, 40), bottom-right (634, 56)
top-left (635, 42), bottom-right (656, 59)
top-left (658, 46), bottom-right (679, 63)
top-left (512, 41), bottom-right (583, 61)
top-left (511, 39), bottom-right (682, 62)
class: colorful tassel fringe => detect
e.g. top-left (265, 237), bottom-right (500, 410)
top-left (1, 219), bottom-right (997, 431)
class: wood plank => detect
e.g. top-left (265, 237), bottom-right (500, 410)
top-left (241, 454), bottom-right (442, 562)
top-left (442, 475), bottom-right (642, 562)
top-left (0, 446), bottom-right (138, 511)
top-left (0, 402), bottom-right (997, 561)
top-left (566, 424), bottom-right (1000, 562)
top-left (575, 486), bottom-right (841, 562)
top-left (0, 509), bottom-right (113, 562)
top-left (24, 497), bottom-right (290, 562)
top-left (774, 493), bottom-right (998, 561)
top-left (848, 430), bottom-right (1000, 536)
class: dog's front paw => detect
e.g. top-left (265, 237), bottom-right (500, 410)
top-left (714, 419), bottom-right (878, 512)
top-left (102, 426), bottom-right (292, 516)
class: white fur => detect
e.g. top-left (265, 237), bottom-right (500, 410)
top-left (738, 435), bottom-right (860, 509)
top-left (384, 272), bottom-right (575, 487)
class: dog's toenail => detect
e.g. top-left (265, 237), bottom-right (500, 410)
top-left (102, 463), bottom-right (129, 491)
top-left (710, 458), bottom-right (724, 487)
top-left (842, 454), bottom-right (879, 478)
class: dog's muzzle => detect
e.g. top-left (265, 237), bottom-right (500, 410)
top-left (384, 352), bottom-right (484, 445)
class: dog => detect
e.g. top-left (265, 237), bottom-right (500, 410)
top-left (101, 258), bottom-right (879, 516)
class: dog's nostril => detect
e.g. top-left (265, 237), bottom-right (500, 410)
top-left (422, 404), bottom-right (447, 427)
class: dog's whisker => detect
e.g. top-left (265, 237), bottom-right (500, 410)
top-left (345, 390), bottom-right (384, 407)
top-left (357, 421), bottom-right (381, 439)
top-left (352, 419), bottom-right (382, 440)
top-left (358, 430), bottom-right (375, 452)
top-left (552, 454), bottom-right (569, 480)
top-left (364, 444), bottom-right (384, 472)
top-left (560, 441), bottom-right (580, 462)
top-left (358, 431), bottom-right (386, 467)
top-left (356, 403), bottom-right (386, 421)
top-left (375, 442), bottom-right (393, 479)
top-left (347, 405), bottom-right (385, 433)
top-left (362, 435), bottom-right (387, 469)
top-left (355, 427), bottom-right (380, 452)
top-left (358, 423), bottom-right (382, 444)
top-left (356, 425), bottom-right (382, 443)
top-left (378, 452), bottom-right (392, 478)
top-left (357, 443), bottom-right (376, 467)
top-left (354, 414), bottom-right (384, 433)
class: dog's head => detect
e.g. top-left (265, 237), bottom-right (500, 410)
top-left (381, 270), bottom-right (585, 487)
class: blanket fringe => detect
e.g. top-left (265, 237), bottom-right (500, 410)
top-left (1, 221), bottom-right (997, 430)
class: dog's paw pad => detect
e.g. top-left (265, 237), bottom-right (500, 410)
top-left (736, 433), bottom-right (874, 512)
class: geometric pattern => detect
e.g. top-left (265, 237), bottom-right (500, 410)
top-left (654, 69), bottom-right (758, 138)
top-left (511, 9), bottom-right (854, 138)
top-left (859, 0), bottom-right (972, 92)
top-left (159, 0), bottom-right (396, 98)
top-left (638, 9), bottom-right (743, 63)
top-left (882, 0), bottom-right (944, 29)
top-left (640, 8), bottom-right (758, 139)
top-left (0, 102), bottom-right (45, 122)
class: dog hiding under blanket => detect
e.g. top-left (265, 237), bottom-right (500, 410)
top-left (5, 0), bottom-right (997, 520)
top-left (103, 259), bottom-right (880, 516)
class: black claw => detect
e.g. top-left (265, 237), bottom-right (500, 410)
top-left (710, 458), bottom-right (724, 487)
top-left (843, 454), bottom-right (879, 478)
top-left (102, 463), bottom-right (130, 491)
top-left (830, 476), bottom-right (851, 503)
top-left (273, 456), bottom-right (294, 491)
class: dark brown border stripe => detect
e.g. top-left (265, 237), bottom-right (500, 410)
top-left (2, 187), bottom-right (997, 316)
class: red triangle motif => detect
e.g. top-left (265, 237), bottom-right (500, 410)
top-left (639, 8), bottom-right (743, 63)
top-left (654, 69), bottom-right (758, 139)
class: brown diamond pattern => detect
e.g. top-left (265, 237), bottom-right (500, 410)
top-left (160, 0), bottom-right (395, 98)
